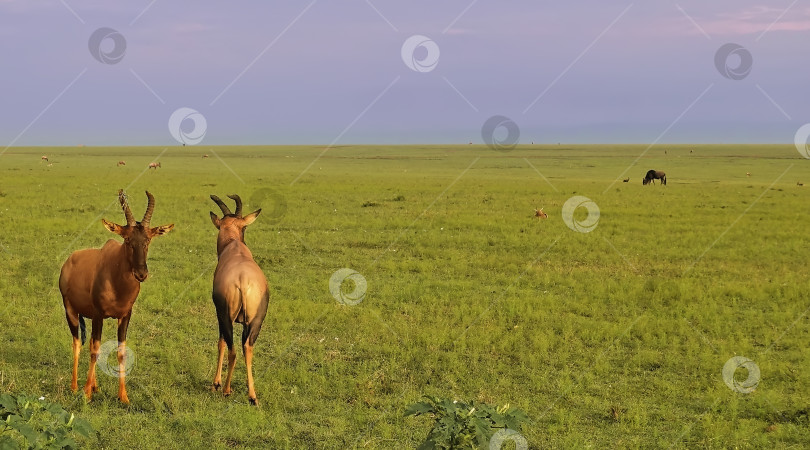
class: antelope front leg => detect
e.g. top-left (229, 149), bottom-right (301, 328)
top-left (84, 318), bottom-right (103, 400)
top-left (212, 337), bottom-right (226, 391)
top-left (223, 345), bottom-right (236, 397)
top-left (117, 315), bottom-right (131, 404)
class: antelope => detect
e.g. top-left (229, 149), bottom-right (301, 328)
top-left (623, 177), bottom-right (630, 183)
top-left (118, 161), bottom-right (126, 166)
top-left (534, 208), bottom-right (548, 219)
top-left (148, 162), bottom-right (161, 169)
top-left (41, 155), bottom-right (48, 162)
top-left (209, 194), bottom-right (269, 406)
top-left (798, 182), bottom-right (804, 186)
top-left (746, 172), bottom-right (751, 177)
top-left (202, 154), bottom-right (209, 159)
top-left (59, 190), bottom-right (173, 403)
top-left (643, 170), bottom-right (667, 186)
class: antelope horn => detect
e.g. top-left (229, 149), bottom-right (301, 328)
top-left (142, 191), bottom-right (155, 226)
top-left (227, 194), bottom-right (242, 217)
top-left (119, 189), bottom-right (135, 226)
top-left (210, 195), bottom-right (232, 216)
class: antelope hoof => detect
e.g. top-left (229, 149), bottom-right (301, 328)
top-left (212, 382), bottom-right (221, 392)
top-left (249, 397), bottom-right (259, 407)
top-left (119, 394), bottom-right (130, 405)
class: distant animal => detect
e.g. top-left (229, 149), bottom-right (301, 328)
top-left (623, 177), bottom-right (630, 183)
top-left (209, 194), bottom-right (269, 406)
top-left (746, 172), bottom-right (751, 177)
top-left (148, 162), bottom-right (161, 170)
top-left (59, 190), bottom-right (173, 403)
top-left (534, 208), bottom-right (548, 219)
top-left (117, 161), bottom-right (126, 166)
top-left (41, 155), bottom-right (48, 162)
top-left (643, 170), bottom-right (666, 186)
top-left (798, 182), bottom-right (804, 186)
top-left (202, 154), bottom-right (209, 159)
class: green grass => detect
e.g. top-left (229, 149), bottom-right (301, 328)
top-left (0, 144), bottom-right (809, 448)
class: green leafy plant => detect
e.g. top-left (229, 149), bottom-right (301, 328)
top-left (405, 395), bottom-right (529, 449)
top-left (0, 393), bottom-right (93, 449)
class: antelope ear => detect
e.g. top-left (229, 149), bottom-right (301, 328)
top-left (102, 219), bottom-right (123, 235)
top-left (150, 224), bottom-right (174, 236)
top-left (243, 209), bottom-right (262, 226)
top-left (210, 211), bottom-right (221, 229)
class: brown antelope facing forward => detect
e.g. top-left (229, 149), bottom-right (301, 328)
top-left (148, 162), bottom-right (161, 169)
top-left (59, 190), bottom-right (173, 403)
top-left (209, 194), bottom-right (269, 406)
top-left (534, 208), bottom-right (548, 219)
top-left (117, 161), bottom-right (126, 166)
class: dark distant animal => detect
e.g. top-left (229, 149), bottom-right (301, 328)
top-left (534, 208), bottom-right (548, 219)
top-left (209, 194), bottom-right (269, 406)
top-left (117, 161), bottom-right (126, 166)
top-left (59, 190), bottom-right (173, 403)
top-left (148, 162), bottom-right (161, 170)
top-left (643, 170), bottom-right (666, 186)
top-left (623, 177), bottom-right (630, 183)
top-left (798, 182), bottom-right (804, 186)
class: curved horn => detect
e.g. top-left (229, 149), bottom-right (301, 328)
top-left (227, 194), bottom-right (242, 217)
top-left (119, 189), bottom-right (135, 226)
top-left (142, 191), bottom-right (155, 226)
top-left (210, 195), bottom-right (232, 216)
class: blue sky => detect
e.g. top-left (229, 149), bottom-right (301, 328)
top-left (1, 1), bottom-right (808, 146)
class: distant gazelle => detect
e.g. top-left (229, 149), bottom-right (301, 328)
top-left (118, 161), bottom-right (126, 166)
top-left (209, 194), bottom-right (269, 406)
top-left (535, 208), bottom-right (548, 219)
top-left (41, 155), bottom-right (48, 162)
top-left (148, 162), bottom-right (161, 170)
top-left (59, 190), bottom-right (173, 403)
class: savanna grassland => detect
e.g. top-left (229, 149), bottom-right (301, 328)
top-left (0, 144), bottom-right (809, 449)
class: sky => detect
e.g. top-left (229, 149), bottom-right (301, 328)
top-left (1, 0), bottom-right (809, 146)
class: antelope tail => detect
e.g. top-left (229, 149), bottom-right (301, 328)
top-left (79, 315), bottom-right (87, 345)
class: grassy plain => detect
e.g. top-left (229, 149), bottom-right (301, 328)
top-left (0, 144), bottom-right (809, 448)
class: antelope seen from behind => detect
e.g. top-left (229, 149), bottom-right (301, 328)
top-left (59, 190), bottom-right (173, 403)
top-left (209, 194), bottom-right (269, 406)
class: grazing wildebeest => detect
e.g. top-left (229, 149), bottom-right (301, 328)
top-left (117, 161), bottom-right (126, 166)
top-left (534, 208), bottom-right (548, 219)
top-left (59, 190), bottom-right (173, 403)
top-left (643, 170), bottom-right (666, 186)
top-left (798, 182), bottom-right (804, 186)
top-left (148, 162), bottom-right (161, 170)
top-left (209, 194), bottom-right (269, 406)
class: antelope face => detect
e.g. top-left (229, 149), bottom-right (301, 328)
top-left (102, 190), bottom-right (174, 282)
